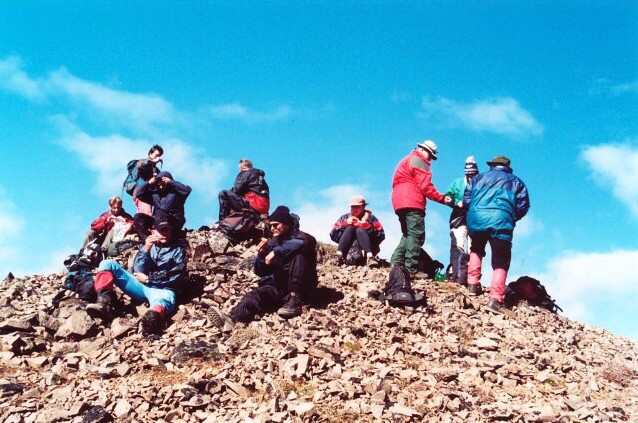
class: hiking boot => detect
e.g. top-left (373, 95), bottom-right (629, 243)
top-left (365, 253), bottom-right (381, 268)
top-left (467, 283), bottom-right (483, 296)
top-left (389, 291), bottom-right (416, 307)
top-left (141, 310), bottom-right (165, 336)
top-left (335, 251), bottom-right (345, 266)
top-left (487, 298), bottom-right (505, 314)
top-left (277, 294), bottom-right (303, 319)
top-left (86, 291), bottom-right (116, 321)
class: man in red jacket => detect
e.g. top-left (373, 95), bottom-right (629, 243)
top-left (391, 140), bottom-right (452, 277)
top-left (83, 196), bottom-right (133, 251)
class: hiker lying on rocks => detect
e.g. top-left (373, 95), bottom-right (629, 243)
top-left (445, 156), bottom-right (479, 284)
top-left (390, 139), bottom-right (453, 279)
top-left (82, 196), bottom-right (133, 252)
top-left (87, 218), bottom-right (188, 335)
top-left (329, 195), bottom-right (385, 266)
top-left (133, 171), bottom-right (191, 241)
top-left (218, 158), bottom-right (270, 221)
top-left (464, 155), bottom-right (529, 313)
top-left (229, 206), bottom-right (318, 322)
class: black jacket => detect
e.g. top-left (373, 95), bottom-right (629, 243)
top-left (135, 179), bottom-right (192, 226)
top-left (232, 168), bottom-right (270, 198)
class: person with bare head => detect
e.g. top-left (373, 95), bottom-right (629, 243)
top-left (218, 158), bottom-right (270, 221)
top-left (82, 196), bottom-right (133, 251)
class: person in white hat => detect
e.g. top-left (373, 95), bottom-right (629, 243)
top-left (329, 195), bottom-right (385, 266)
top-left (390, 140), bottom-right (453, 277)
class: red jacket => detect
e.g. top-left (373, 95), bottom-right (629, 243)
top-left (90, 210), bottom-right (133, 233)
top-left (391, 150), bottom-right (445, 211)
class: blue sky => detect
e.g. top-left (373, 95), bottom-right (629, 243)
top-left (0, 2), bottom-right (637, 339)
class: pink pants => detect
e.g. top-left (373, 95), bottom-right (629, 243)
top-left (467, 233), bottom-right (512, 303)
top-left (134, 197), bottom-right (153, 216)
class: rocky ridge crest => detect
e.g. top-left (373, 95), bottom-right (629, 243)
top-left (0, 229), bottom-right (636, 422)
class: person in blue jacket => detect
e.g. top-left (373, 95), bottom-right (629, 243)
top-left (463, 156), bottom-right (529, 313)
top-left (230, 206), bottom-right (318, 322)
top-left (88, 218), bottom-right (188, 335)
top-left (133, 171), bottom-right (192, 241)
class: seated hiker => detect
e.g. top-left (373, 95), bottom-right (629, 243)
top-left (133, 171), bottom-right (192, 241)
top-left (464, 156), bottom-right (530, 313)
top-left (82, 196), bottom-right (133, 251)
top-left (218, 159), bottom-right (270, 221)
top-left (445, 156), bottom-right (479, 284)
top-left (329, 195), bottom-right (385, 265)
top-left (229, 206), bottom-right (317, 322)
top-left (87, 218), bottom-right (188, 335)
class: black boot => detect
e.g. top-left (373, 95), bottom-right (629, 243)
top-left (277, 293), bottom-right (302, 319)
top-left (86, 290), bottom-right (116, 322)
top-left (141, 310), bottom-right (165, 336)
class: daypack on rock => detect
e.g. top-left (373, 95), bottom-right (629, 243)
top-left (505, 276), bottom-right (563, 313)
top-left (345, 240), bottom-right (365, 266)
top-left (62, 270), bottom-right (97, 302)
top-left (218, 209), bottom-right (261, 243)
top-left (63, 240), bottom-right (103, 272)
top-left (379, 265), bottom-right (425, 306)
top-left (418, 249), bottom-right (444, 278)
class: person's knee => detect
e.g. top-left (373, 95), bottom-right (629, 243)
top-left (154, 290), bottom-right (177, 313)
top-left (98, 259), bottom-right (120, 272)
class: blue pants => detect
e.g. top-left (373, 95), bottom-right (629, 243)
top-left (98, 260), bottom-right (177, 314)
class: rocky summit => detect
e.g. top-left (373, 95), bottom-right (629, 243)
top-left (0, 229), bottom-right (636, 422)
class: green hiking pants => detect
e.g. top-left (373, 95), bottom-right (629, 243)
top-left (391, 209), bottom-right (425, 273)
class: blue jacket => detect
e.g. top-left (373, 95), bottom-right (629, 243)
top-left (463, 166), bottom-right (529, 240)
top-left (133, 241), bottom-right (187, 289)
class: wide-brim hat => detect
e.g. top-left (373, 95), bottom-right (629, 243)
top-left (416, 139), bottom-right (438, 160)
top-left (487, 155), bottom-right (511, 167)
top-left (349, 195), bottom-right (367, 207)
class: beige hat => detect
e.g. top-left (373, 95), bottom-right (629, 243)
top-left (349, 195), bottom-right (367, 206)
top-left (416, 139), bottom-right (438, 160)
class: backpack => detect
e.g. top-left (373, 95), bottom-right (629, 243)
top-left (505, 276), bottom-right (563, 313)
top-left (378, 265), bottom-right (425, 307)
top-left (345, 240), bottom-right (365, 266)
top-left (62, 270), bottom-right (97, 302)
top-left (218, 209), bottom-right (261, 243)
top-left (418, 249), bottom-right (444, 278)
top-left (122, 159), bottom-right (159, 196)
top-left (123, 159), bottom-right (141, 196)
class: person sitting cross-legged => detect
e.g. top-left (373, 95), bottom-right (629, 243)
top-left (87, 218), bottom-right (188, 335)
top-left (329, 195), bottom-right (385, 266)
top-left (229, 206), bottom-right (317, 322)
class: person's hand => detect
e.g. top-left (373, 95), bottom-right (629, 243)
top-left (443, 195), bottom-right (453, 206)
top-left (265, 251), bottom-right (276, 265)
top-left (161, 177), bottom-right (172, 184)
top-left (134, 272), bottom-right (149, 283)
top-left (144, 233), bottom-right (164, 250)
top-left (257, 238), bottom-right (269, 255)
top-left (457, 201), bottom-right (463, 208)
top-left (347, 216), bottom-right (359, 225)
top-left (148, 176), bottom-right (157, 185)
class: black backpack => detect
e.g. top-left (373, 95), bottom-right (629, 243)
top-left (62, 270), bottom-right (97, 302)
top-left (122, 159), bottom-right (160, 196)
top-left (418, 249), bottom-right (444, 278)
top-left (218, 209), bottom-right (261, 243)
top-left (505, 276), bottom-right (563, 313)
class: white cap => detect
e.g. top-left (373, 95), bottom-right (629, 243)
top-left (416, 139), bottom-right (438, 160)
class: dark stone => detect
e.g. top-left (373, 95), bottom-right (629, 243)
top-left (82, 406), bottom-right (113, 423)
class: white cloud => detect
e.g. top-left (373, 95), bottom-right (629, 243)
top-left (294, 184), bottom-right (447, 260)
top-left (0, 188), bottom-right (25, 275)
top-left (581, 142), bottom-right (638, 215)
top-left (47, 68), bottom-right (177, 133)
top-left (54, 117), bottom-right (227, 199)
top-left (0, 56), bottom-right (45, 101)
top-left (610, 80), bottom-right (638, 95)
top-left (515, 214), bottom-right (543, 238)
top-left (420, 96), bottom-right (543, 137)
top-left (538, 250), bottom-right (638, 324)
top-left (209, 103), bottom-right (292, 123)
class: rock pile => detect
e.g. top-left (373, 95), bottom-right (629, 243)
top-left (0, 229), bottom-right (636, 422)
